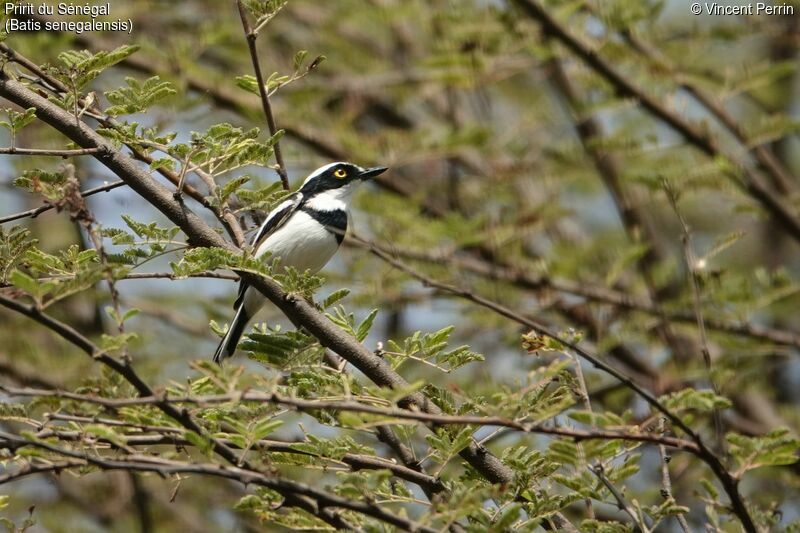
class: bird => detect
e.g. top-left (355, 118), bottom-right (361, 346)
top-left (213, 161), bottom-right (388, 363)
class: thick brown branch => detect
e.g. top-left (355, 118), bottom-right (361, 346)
top-left (0, 72), bottom-right (515, 485)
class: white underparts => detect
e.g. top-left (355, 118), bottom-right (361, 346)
top-left (243, 210), bottom-right (342, 315)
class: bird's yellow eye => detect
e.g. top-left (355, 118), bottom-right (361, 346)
top-left (334, 168), bottom-right (347, 179)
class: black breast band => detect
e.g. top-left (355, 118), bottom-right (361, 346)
top-left (302, 207), bottom-right (348, 243)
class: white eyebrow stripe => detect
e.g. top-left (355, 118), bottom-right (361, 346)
top-left (301, 162), bottom-right (348, 185)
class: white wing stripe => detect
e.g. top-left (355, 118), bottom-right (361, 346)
top-left (251, 194), bottom-right (301, 246)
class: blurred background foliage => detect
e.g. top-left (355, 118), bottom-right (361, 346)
top-left (1, 0), bottom-right (800, 531)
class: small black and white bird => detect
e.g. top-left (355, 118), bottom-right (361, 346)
top-left (213, 161), bottom-right (388, 363)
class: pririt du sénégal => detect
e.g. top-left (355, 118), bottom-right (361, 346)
top-left (4, 2), bottom-right (111, 17)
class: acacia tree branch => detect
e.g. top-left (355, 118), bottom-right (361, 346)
top-left (0, 70), bottom-right (517, 486)
top-left (34, 413), bottom-right (444, 494)
top-left (0, 294), bottom-right (354, 531)
top-left (351, 233), bottom-right (757, 533)
top-left (513, 0), bottom-right (800, 248)
top-left (345, 238), bottom-right (800, 349)
top-left (0, 43), bottom-right (246, 247)
top-left (613, 20), bottom-right (796, 193)
top-left (0, 44), bottom-right (754, 530)
top-left (53, 411), bottom-right (441, 488)
top-left (0, 431), bottom-right (426, 533)
top-left (1, 384), bottom-right (701, 453)
top-left (0, 459), bottom-right (92, 486)
top-left (236, 0), bottom-right (290, 190)
top-left (52, 435), bottom-right (444, 495)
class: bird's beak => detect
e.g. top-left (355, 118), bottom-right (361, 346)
top-left (358, 166), bottom-right (388, 180)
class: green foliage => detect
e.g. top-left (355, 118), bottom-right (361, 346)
top-left (235, 488), bottom-right (329, 530)
top-left (13, 168), bottom-right (68, 201)
top-left (96, 121), bottom-right (176, 150)
top-left (7, 245), bottom-right (104, 308)
top-left (0, 107), bottom-right (36, 137)
top-left (384, 326), bottom-right (484, 372)
top-left (242, 0), bottom-right (287, 27)
top-left (290, 434), bottom-right (374, 461)
top-left (272, 266), bottom-right (324, 299)
top-left (321, 288), bottom-right (351, 309)
top-left (241, 328), bottom-right (321, 369)
top-left (168, 123), bottom-right (283, 177)
top-left (170, 246), bottom-right (266, 278)
top-left (3, 1), bottom-right (800, 531)
top-left (426, 425), bottom-right (475, 464)
top-left (0, 226), bottom-right (36, 282)
top-left (727, 428), bottom-right (800, 477)
top-left (100, 332), bottom-right (139, 355)
top-left (100, 216), bottom-right (181, 266)
top-left (235, 50), bottom-right (324, 96)
top-left (215, 175), bottom-right (250, 205)
top-left (54, 45), bottom-right (141, 89)
top-left (215, 415), bottom-right (283, 452)
top-left (660, 388), bottom-right (732, 413)
top-left (327, 306), bottom-right (378, 342)
top-left (233, 180), bottom-right (286, 212)
top-left (104, 76), bottom-right (177, 116)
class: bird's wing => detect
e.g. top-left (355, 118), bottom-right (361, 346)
top-left (233, 192), bottom-right (303, 309)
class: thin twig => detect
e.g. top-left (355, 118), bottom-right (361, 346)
top-left (0, 146), bottom-right (106, 156)
top-left (591, 463), bottom-right (650, 532)
top-left (236, 0), bottom-right (289, 190)
top-left (0, 179), bottom-right (126, 224)
top-left (657, 418), bottom-right (691, 533)
top-left (663, 180), bottom-right (725, 451)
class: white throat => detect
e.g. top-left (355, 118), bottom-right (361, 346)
top-left (305, 185), bottom-right (356, 212)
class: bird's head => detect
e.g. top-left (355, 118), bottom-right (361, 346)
top-left (299, 162), bottom-right (387, 198)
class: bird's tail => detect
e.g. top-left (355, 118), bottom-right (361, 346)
top-left (213, 304), bottom-right (251, 364)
